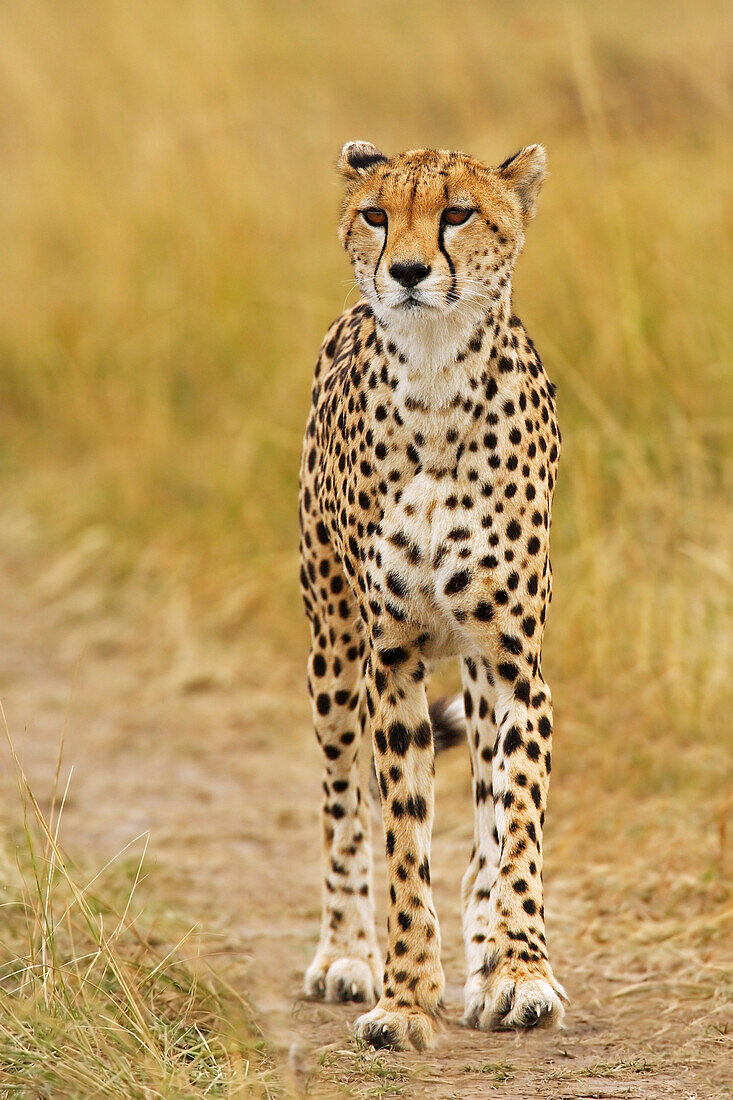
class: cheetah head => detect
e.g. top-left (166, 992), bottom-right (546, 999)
top-left (337, 142), bottom-right (546, 359)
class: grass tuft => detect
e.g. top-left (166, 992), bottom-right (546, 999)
top-left (0, 716), bottom-right (278, 1099)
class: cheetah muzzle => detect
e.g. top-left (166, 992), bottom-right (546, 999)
top-left (299, 140), bottom-right (566, 1051)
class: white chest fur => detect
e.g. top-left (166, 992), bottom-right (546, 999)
top-left (376, 462), bottom-right (484, 654)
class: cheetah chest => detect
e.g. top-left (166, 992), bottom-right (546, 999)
top-left (376, 470), bottom-right (480, 644)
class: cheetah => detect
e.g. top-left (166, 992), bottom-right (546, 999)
top-left (299, 141), bottom-right (565, 1051)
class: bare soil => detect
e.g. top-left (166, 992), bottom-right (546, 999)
top-left (0, 548), bottom-right (730, 1099)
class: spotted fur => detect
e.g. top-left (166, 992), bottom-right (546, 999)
top-left (299, 142), bottom-right (566, 1051)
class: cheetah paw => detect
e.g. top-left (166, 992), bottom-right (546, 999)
top-left (464, 975), bottom-right (566, 1031)
top-left (304, 956), bottom-right (380, 1005)
top-left (354, 1003), bottom-right (436, 1051)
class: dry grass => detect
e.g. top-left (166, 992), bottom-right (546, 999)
top-left (0, 722), bottom-right (278, 1097)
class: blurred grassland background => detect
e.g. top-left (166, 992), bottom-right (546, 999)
top-left (0, 0), bottom-right (730, 750)
top-left (0, 2), bottom-right (731, 1094)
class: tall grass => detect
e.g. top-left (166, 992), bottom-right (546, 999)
top-left (0, 1), bottom-right (730, 733)
top-left (0, 722), bottom-right (276, 1097)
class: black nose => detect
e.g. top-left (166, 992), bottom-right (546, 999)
top-left (389, 262), bottom-right (431, 288)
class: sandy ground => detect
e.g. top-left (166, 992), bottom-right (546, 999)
top-left (0, 546), bottom-right (730, 1099)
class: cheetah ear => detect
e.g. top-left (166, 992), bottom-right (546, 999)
top-left (497, 144), bottom-right (547, 222)
top-left (338, 141), bottom-right (388, 185)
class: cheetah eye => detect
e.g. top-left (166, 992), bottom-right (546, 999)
top-left (362, 208), bottom-right (387, 228)
top-left (443, 207), bottom-right (474, 226)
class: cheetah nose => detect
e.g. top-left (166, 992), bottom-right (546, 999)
top-left (389, 262), bottom-right (431, 288)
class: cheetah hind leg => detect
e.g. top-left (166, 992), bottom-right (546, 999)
top-left (303, 633), bottom-right (382, 1007)
top-left (305, 955), bottom-right (381, 1005)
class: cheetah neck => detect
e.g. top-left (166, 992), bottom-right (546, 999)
top-left (379, 292), bottom-right (514, 410)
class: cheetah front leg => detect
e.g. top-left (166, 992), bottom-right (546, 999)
top-left (463, 662), bottom-right (566, 1030)
top-left (353, 646), bottom-right (444, 1051)
top-left (304, 638), bottom-right (382, 1006)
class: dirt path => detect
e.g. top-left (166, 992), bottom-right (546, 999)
top-left (0, 549), bottom-right (730, 1099)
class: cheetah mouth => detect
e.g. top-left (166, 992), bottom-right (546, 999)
top-left (396, 294), bottom-right (433, 311)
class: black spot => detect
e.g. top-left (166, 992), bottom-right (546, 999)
top-left (503, 726), bottom-right (523, 754)
top-left (498, 661), bottom-right (518, 681)
top-left (521, 616), bottom-right (536, 637)
top-left (387, 572), bottom-right (408, 598)
top-left (380, 646), bottom-right (408, 667)
top-left (445, 569), bottom-right (472, 595)
top-left (388, 722), bottom-right (411, 755)
top-left (413, 720), bottom-right (432, 749)
top-left (515, 679), bottom-right (531, 705)
top-left (475, 779), bottom-right (491, 803)
top-left (406, 794), bottom-right (427, 821)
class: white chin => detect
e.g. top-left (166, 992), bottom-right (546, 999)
top-left (380, 295), bottom-right (447, 320)
top-left (395, 298), bottom-right (432, 313)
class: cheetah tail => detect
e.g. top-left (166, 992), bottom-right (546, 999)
top-left (428, 695), bottom-right (466, 755)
